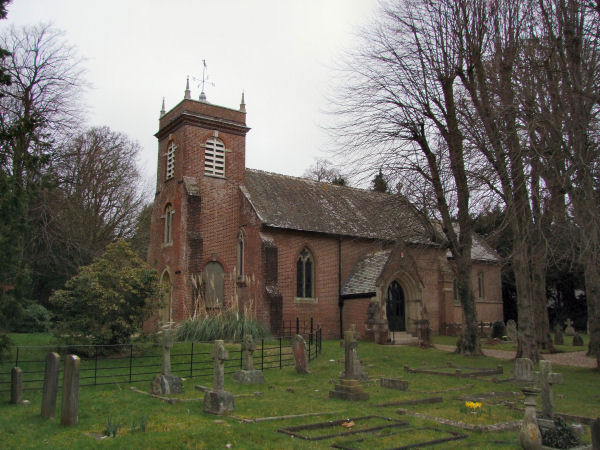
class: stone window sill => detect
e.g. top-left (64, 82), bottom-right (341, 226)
top-left (294, 297), bottom-right (318, 305)
top-left (161, 242), bottom-right (173, 248)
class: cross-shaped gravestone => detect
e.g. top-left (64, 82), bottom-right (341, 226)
top-left (160, 326), bottom-right (174, 376)
top-left (536, 360), bottom-right (563, 419)
top-left (564, 318), bottom-right (575, 336)
top-left (241, 334), bottom-right (255, 371)
top-left (212, 340), bottom-right (228, 392)
top-left (341, 329), bottom-right (367, 381)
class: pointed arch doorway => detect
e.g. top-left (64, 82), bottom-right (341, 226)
top-left (386, 280), bottom-right (406, 332)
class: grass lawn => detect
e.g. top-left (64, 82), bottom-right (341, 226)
top-left (432, 333), bottom-right (591, 353)
top-left (1, 336), bottom-right (597, 449)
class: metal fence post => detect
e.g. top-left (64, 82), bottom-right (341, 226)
top-left (261, 338), bottom-right (264, 371)
top-left (15, 347), bottom-right (19, 367)
top-left (190, 342), bottom-right (194, 378)
top-left (94, 348), bottom-right (98, 386)
top-left (129, 344), bottom-right (133, 383)
top-left (279, 337), bottom-right (282, 369)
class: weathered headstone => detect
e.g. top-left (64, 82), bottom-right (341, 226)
top-left (506, 320), bottom-right (517, 341)
top-left (291, 334), bottom-right (310, 374)
top-left (329, 329), bottom-right (369, 401)
top-left (514, 358), bottom-right (535, 386)
top-left (572, 332), bottom-right (584, 347)
top-left (340, 329), bottom-right (367, 381)
top-left (151, 326), bottom-right (183, 395)
top-left (537, 361), bottom-right (563, 419)
top-left (61, 354), bottom-right (80, 426)
top-left (553, 323), bottom-right (564, 345)
top-left (591, 417), bottom-right (600, 450)
top-left (203, 340), bottom-right (234, 415)
top-left (233, 334), bottom-right (265, 384)
top-left (41, 352), bottom-right (60, 418)
top-left (10, 367), bottom-right (23, 404)
top-left (564, 318), bottom-right (575, 336)
top-left (519, 386), bottom-right (543, 450)
top-left (380, 378), bottom-right (408, 391)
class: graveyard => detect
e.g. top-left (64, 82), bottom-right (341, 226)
top-left (1, 332), bottom-right (598, 449)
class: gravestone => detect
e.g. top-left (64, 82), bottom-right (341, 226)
top-left (572, 333), bottom-right (584, 347)
top-left (41, 352), bottom-right (60, 418)
top-left (537, 361), bottom-right (563, 420)
top-left (203, 340), bottom-right (234, 415)
top-left (506, 320), bottom-right (517, 341)
top-left (233, 334), bottom-right (265, 384)
top-left (61, 354), bottom-right (80, 426)
top-left (553, 323), bottom-right (564, 345)
top-left (564, 318), bottom-right (575, 336)
top-left (10, 367), bottom-right (23, 404)
top-left (380, 378), bottom-right (408, 391)
top-left (591, 417), bottom-right (600, 450)
top-left (514, 358), bottom-right (535, 386)
top-left (291, 334), bottom-right (310, 374)
top-left (151, 326), bottom-right (183, 395)
top-left (340, 328), bottom-right (367, 381)
top-left (519, 386), bottom-right (543, 450)
top-left (329, 330), bottom-right (369, 401)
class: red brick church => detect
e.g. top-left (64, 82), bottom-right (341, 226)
top-left (147, 86), bottom-right (503, 340)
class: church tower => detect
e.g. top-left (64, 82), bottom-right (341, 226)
top-left (148, 83), bottom-right (249, 326)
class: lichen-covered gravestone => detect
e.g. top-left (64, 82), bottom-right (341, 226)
top-left (564, 318), bottom-right (575, 336)
top-left (203, 340), bottom-right (234, 415)
top-left (506, 320), bottom-right (517, 341)
top-left (61, 355), bottom-right (80, 426)
top-left (572, 332), bottom-right (584, 347)
top-left (233, 334), bottom-right (264, 384)
top-left (537, 361), bottom-right (563, 420)
top-left (514, 358), bottom-right (535, 386)
top-left (519, 385), bottom-right (542, 450)
top-left (10, 367), bottom-right (23, 404)
top-left (151, 326), bottom-right (183, 395)
top-left (41, 352), bottom-right (60, 418)
top-left (553, 323), bottom-right (564, 345)
top-left (291, 334), bottom-right (310, 374)
top-left (329, 329), bottom-right (369, 401)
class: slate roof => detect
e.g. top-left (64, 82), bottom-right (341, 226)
top-left (341, 250), bottom-right (391, 297)
top-left (242, 169), bottom-right (434, 243)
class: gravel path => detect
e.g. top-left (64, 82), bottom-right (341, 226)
top-left (433, 344), bottom-right (597, 369)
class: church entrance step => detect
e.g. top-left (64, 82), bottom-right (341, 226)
top-left (390, 331), bottom-right (419, 345)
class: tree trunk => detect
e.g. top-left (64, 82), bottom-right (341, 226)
top-left (455, 261), bottom-right (482, 355)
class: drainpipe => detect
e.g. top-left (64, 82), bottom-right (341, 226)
top-left (338, 237), bottom-right (343, 339)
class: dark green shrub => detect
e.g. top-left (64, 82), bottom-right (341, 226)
top-left (51, 241), bottom-right (160, 346)
top-left (541, 417), bottom-right (579, 449)
top-left (0, 333), bottom-right (12, 361)
top-left (491, 321), bottom-right (506, 339)
top-left (18, 303), bottom-right (53, 332)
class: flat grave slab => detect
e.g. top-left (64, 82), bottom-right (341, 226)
top-left (404, 363), bottom-right (503, 378)
top-left (277, 415), bottom-right (408, 441)
top-left (330, 426), bottom-right (468, 450)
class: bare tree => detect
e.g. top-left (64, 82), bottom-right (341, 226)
top-left (303, 157), bottom-right (347, 185)
top-left (29, 127), bottom-right (146, 303)
top-left (330, 0), bottom-right (482, 354)
top-left (0, 23), bottom-right (86, 186)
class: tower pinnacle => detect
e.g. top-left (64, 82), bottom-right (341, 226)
top-left (240, 91), bottom-right (246, 112)
top-left (184, 76), bottom-right (191, 100)
top-left (160, 97), bottom-right (166, 117)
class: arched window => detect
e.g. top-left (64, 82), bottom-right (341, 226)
top-left (203, 262), bottom-right (224, 308)
top-left (204, 137), bottom-right (225, 177)
top-left (236, 230), bottom-right (244, 279)
top-left (296, 248), bottom-right (314, 298)
top-left (163, 204), bottom-right (174, 244)
top-left (159, 270), bottom-right (172, 324)
top-left (166, 140), bottom-right (176, 180)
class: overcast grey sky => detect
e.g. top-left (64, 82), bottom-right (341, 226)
top-left (3, 0), bottom-right (379, 191)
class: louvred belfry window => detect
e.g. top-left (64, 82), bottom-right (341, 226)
top-left (166, 140), bottom-right (176, 180)
top-left (204, 137), bottom-right (225, 177)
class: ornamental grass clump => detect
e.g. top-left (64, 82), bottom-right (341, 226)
top-left (175, 310), bottom-right (270, 342)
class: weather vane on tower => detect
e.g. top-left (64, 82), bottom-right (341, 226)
top-left (192, 59), bottom-right (214, 102)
